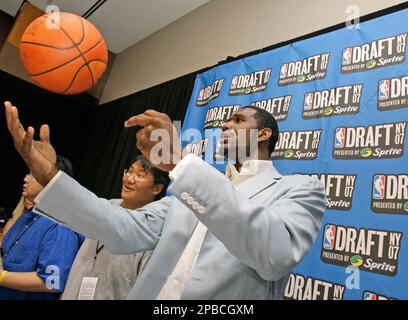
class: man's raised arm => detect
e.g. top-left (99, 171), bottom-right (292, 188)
top-left (4, 101), bottom-right (58, 186)
top-left (4, 101), bottom-right (167, 254)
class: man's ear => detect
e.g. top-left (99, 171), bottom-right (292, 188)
top-left (152, 183), bottom-right (164, 196)
top-left (258, 128), bottom-right (272, 143)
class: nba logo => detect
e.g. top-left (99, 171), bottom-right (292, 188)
top-left (342, 48), bottom-right (352, 65)
top-left (364, 292), bottom-right (377, 300)
top-left (379, 80), bottom-right (390, 100)
top-left (323, 225), bottom-right (336, 250)
top-left (280, 64), bottom-right (288, 79)
top-left (231, 76), bottom-right (238, 89)
top-left (304, 93), bottom-right (314, 110)
top-left (373, 175), bottom-right (386, 200)
top-left (335, 128), bottom-right (345, 148)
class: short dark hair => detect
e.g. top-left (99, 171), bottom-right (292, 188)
top-left (56, 155), bottom-right (74, 178)
top-left (131, 155), bottom-right (170, 200)
top-left (243, 106), bottom-right (279, 155)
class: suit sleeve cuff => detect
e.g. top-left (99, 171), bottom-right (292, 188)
top-left (169, 153), bottom-right (204, 181)
top-left (34, 170), bottom-right (63, 204)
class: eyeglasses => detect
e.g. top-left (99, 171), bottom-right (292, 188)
top-left (123, 169), bottom-right (152, 182)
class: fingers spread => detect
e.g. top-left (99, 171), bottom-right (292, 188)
top-left (22, 127), bottom-right (34, 153)
top-left (144, 110), bottom-right (171, 122)
top-left (4, 101), bottom-right (12, 130)
top-left (10, 106), bottom-right (26, 139)
top-left (135, 130), bottom-right (146, 151)
top-left (40, 124), bottom-right (51, 144)
top-left (125, 114), bottom-right (160, 128)
top-left (135, 126), bottom-right (155, 151)
top-left (136, 127), bottom-right (148, 144)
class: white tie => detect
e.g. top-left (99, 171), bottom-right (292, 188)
top-left (156, 221), bottom-right (207, 299)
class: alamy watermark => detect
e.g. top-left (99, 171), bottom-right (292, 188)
top-left (346, 5), bottom-right (360, 30)
top-left (145, 123), bottom-right (261, 168)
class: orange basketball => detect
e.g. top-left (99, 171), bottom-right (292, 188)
top-left (20, 12), bottom-right (108, 95)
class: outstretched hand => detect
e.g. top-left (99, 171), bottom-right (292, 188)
top-left (125, 110), bottom-right (182, 172)
top-left (4, 101), bottom-right (58, 186)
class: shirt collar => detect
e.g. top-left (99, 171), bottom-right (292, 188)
top-left (226, 159), bottom-right (274, 182)
top-left (24, 208), bottom-right (35, 218)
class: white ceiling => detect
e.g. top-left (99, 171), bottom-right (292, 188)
top-left (0, 0), bottom-right (25, 16)
top-left (0, 0), bottom-right (210, 53)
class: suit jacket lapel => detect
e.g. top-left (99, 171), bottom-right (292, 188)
top-left (128, 200), bottom-right (199, 299)
top-left (237, 167), bottom-right (282, 199)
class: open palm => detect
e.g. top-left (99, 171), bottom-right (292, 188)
top-left (4, 101), bottom-right (58, 186)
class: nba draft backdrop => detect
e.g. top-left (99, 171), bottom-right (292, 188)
top-left (180, 7), bottom-right (408, 300)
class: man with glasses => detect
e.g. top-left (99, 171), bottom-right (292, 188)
top-left (0, 156), bottom-right (84, 300)
top-left (61, 155), bottom-right (169, 300)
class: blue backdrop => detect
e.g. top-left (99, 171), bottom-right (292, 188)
top-left (180, 7), bottom-right (408, 300)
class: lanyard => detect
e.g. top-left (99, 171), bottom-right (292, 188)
top-left (2, 215), bottom-right (39, 258)
top-left (91, 241), bottom-right (105, 273)
top-left (94, 241), bottom-right (104, 259)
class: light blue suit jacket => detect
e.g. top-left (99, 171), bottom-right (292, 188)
top-left (34, 160), bottom-right (326, 299)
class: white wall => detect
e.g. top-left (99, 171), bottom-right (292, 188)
top-left (100, 0), bottom-right (407, 104)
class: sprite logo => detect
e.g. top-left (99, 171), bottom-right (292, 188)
top-left (212, 121), bottom-right (219, 128)
top-left (324, 106), bottom-right (334, 116)
top-left (244, 88), bottom-right (252, 94)
top-left (297, 75), bottom-right (306, 83)
top-left (284, 150), bottom-right (294, 158)
top-left (350, 255), bottom-right (364, 267)
top-left (366, 60), bottom-right (377, 69)
top-left (404, 202), bottom-right (408, 213)
top-left (360, 147), bottom-right (373, 158)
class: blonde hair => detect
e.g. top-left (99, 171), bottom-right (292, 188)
top-left (0, 196), bottom-right (28, 247)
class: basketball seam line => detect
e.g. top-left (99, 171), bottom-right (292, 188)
top-left (43, 15), bottom-right (85, 47)
top-left (60, 59), bottom-right (107, 94)
top-left (79, 18), bottom-right (95, 86)
top-left (20, 41), bottom-right (79, 50)
top-left (29, 38), bottom-right (104, 77)
top-left (43, 15), bottom-right (96, 88)
top-left (45, 16), bottom-right (85, 46)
